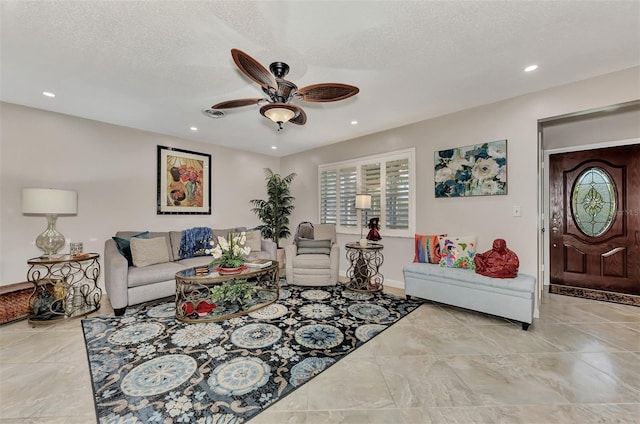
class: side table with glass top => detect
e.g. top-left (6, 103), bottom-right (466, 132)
top-left (345, 242), bottom-right (384, 292)
top-left (27, 253), bottom-right (102, 325)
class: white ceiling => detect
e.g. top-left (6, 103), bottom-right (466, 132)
top-left (1, 1), bottom-right (639, 157)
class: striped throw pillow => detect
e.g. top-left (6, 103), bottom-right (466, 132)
top-left (413, 234), bottom-right (445, 264)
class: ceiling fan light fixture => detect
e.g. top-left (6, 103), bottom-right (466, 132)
top-left (260, 103), bottom-right (297, 124)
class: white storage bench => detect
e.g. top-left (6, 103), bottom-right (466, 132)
top-left (403, 263), bottom-right (536, 330)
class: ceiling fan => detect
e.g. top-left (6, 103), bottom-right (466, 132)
top-left (211, 49), bottom-right (359, 131)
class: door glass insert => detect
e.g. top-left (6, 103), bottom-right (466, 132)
top-left (571, 167), bottom-right (616, 237)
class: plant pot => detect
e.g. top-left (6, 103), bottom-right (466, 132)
top-left (276, 248), bottom-right (285, 277)
top-left (215, 265), bottom-right (248, 275)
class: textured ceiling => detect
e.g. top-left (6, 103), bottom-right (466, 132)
top-left (1, 1), bottom-right (639, 157)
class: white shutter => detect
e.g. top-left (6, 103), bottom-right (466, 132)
top-left (385, 158), bottom-right (409, 230)
top-left (339, 167), bottom-right (357, 227)
top-left (320, 169), bottom-right (337, 224)
top-left (361, 163), bottom-right (381, 225)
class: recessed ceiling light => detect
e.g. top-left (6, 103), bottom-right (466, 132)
top-left (190, 126), bottom-right (198, 131)
top-left (271, 146), bottom-right (277, 150)
top-left (524, 65), bottom-right (538, 72)
top-left (42, 91), bottom-right (55, 97)
top-left (351, 120), bottom-right (358, 125)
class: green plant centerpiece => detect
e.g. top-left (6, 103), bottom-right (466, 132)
top-left (209, 279), bottom-right (258, 306)
top-left (250, 169), bottom-right (296, 246)
top-left (209, 232), bottom-right (251, 269)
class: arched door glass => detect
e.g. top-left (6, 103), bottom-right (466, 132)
top-left (571, 167), bottom-right (616, 237)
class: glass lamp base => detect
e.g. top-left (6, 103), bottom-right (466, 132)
top-left (35, 214), bottom-right (65, 256)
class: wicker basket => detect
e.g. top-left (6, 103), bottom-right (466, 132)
top-left (0, 282), bottom-right (34, 325)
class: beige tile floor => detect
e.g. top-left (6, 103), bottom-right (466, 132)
top-left (1, 288), bottom-right (639, 424)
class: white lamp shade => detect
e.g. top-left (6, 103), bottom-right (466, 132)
top-left (355, 194), bottom-right (371, 209)
top-left (22, 188), bottom-right (77, 215)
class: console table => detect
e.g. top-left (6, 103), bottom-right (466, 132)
top-left (175, 262), bottom-right (279, 323)
top-left (27, 253), bottom-right (102, 325)
top-left (345, 242), bottom-right (384, 292)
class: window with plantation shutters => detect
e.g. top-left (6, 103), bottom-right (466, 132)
top-left (318, 149), bottom-right (415, 237)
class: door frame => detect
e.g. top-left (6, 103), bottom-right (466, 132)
top-left (540, 137), bottom-right (640, 289)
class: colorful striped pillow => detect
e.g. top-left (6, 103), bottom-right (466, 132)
top-left (413, 234), bottom-right (445, 264)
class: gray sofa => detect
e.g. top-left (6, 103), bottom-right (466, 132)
top-left (104, 228), bottom-right (276, 315)
top-left (403, 262), bottom-right (536, 330)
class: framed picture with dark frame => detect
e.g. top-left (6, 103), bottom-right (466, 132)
top-left (157, 145), bottom-right (211, 215)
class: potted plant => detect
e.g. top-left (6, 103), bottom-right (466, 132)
top-left (250, 169), bottom-right (297, 246)
top-left (209, 232), bottom-right (251, 272)
top-left (209, 280), bottom-right (258, 306)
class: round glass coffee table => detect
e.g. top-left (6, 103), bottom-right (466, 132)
top-left (175, 262), bottom-right (279, 323)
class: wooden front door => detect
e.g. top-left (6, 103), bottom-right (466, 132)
top-left (549, 144), bottom-right (640, 295)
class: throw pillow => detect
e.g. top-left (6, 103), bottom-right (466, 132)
top-left (438, 235), bottom-right (477, 269)
top-left (245, 230), bottom-right (262, 252)
top-left (130, 237), bottom-right (170, 267)
top-left (413, 234), bottom-right (445, 264)
top-left (297, 238), bottom-right (332, 255)
top-left (112, 231), bottom-right (150, 267)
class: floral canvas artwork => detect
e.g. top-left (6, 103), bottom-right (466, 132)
top-left (434, 140), bottom-right (507, 198)
top-left (157, 145), bottom-right (211, 214)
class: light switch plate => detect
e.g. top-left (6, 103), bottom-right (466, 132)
top-left (512, 205), bottom-right (521, 217)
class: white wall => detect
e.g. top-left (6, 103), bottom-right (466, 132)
top-left (0, 103), bottom-right (280, 286)
top-left (281, 67), bottom-right (640, 288)
top-left (2, 67), bottom-right (638, 289)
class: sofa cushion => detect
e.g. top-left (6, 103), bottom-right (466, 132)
top-left (245, 230), bottom-right (262, 252)
top-left (313, 224), bottom-right (336, 244)
top-left (213, 227), bottom-right (247, 241)
top-left (175, 256), bottom-right (215, 269)
top-left (169, 231), bottom-right (182, 260)
top-left (127, 261), bottom-right (185, 288)
top-left (292, 253), bottom-right (331, 269)
top-left (116, 231), bottom-right (174, 261)
top-left (297, 238), bottom-right (331, 255)
top-left (112, 231), bottom-right (150, 266)
top-left (130, 237), bottom-right (170, 267)
top-left (438, 235), bottom-right (477, 269)
top-left (413, 234), bottom-right (444, 264)
top-left (247, 250), bottom-right (272, 261)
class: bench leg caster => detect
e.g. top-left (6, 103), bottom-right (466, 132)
top-left (522, 322), bottom-right (530, 331)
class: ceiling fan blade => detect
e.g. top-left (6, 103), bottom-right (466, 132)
top-left (231, 49), bottom-right (278, 91)
top-left (290, 106), bottom-right (307, 125)
top-left (211, 98), bottom-right (265, 109)
top-left (296, 83), bottom-right (359, 102)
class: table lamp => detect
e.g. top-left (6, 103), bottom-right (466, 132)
top-left (355, 193), bottom-right (371, 246)
top-left (22, 188), bottom-right (78, 257)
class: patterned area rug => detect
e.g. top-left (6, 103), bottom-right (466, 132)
top-left (82, 283), bottom-right (423, 423)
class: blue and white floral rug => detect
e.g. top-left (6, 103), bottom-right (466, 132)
top-left (82, 283), bottom-right (423, 423)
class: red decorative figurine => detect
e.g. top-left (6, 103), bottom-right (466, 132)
top-left (366, 217), bottom-right (381, 241)
top-left (474, 238), bottom-right (519, 278)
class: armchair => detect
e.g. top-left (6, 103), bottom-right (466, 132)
top-left (285, 223), bottom-right (339, 286)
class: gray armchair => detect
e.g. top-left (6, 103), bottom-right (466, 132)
top-left (285, 223), bottom-right (339, 286)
